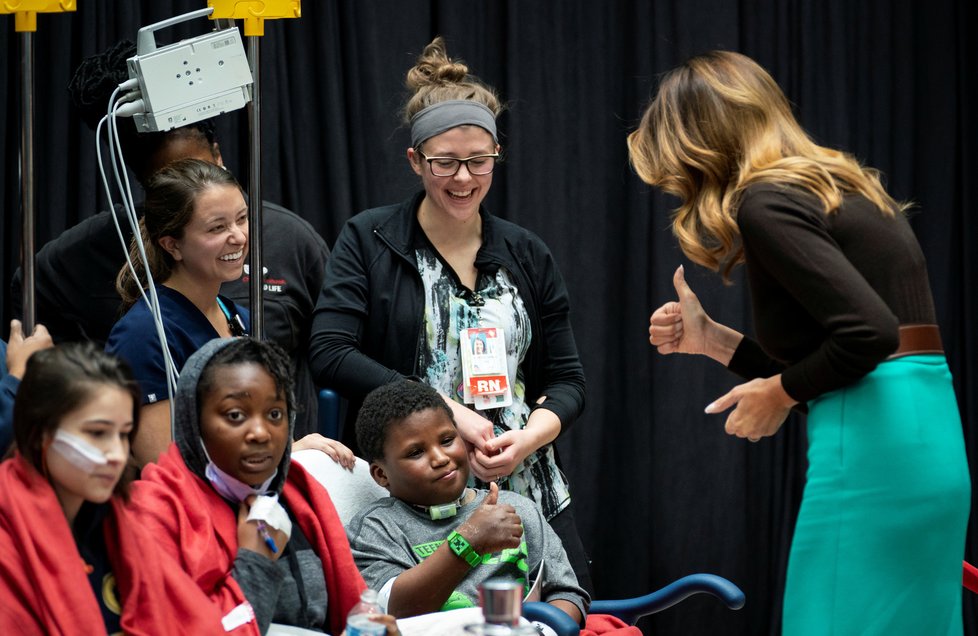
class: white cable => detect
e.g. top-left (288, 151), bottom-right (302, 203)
top-left (109, 98), bottom-right (180, 398)
top-left (95, 115), bottom-right (144, 313)
top-left (117, 77), bottom-right (139, 93)
top-left (96, 99), bottom-right (153, 326)
top-left (95, 89), bottom-right (179, 427)
top-left (114, 98), bottom-right (145, 118)
top-left (98, 103), bottom-right (174, 395)
top-left (98, 110), bottom-right (175, 393)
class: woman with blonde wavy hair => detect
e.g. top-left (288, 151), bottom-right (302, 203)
top-left (630, 51), bottom-right (970, 634)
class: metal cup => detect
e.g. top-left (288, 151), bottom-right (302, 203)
top-left (479, 577), bottom-right (523, 627)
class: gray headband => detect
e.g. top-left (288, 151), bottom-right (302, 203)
top-left (410, 100), bottom-right (498, 148)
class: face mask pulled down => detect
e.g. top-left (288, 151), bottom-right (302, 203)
top-left (202, 442), bottom-right (292, 539)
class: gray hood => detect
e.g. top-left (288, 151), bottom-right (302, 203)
top-left (174, 337), bottom-right (293, 495)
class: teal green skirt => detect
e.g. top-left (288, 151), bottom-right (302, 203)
top-left (783, 355), bottom-right (971, 635)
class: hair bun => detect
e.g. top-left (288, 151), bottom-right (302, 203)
top-left (402, 36), bottom-right (502, 124)
top-left (429, 60), bottom-right (469, 84)
top-left (405, 36), bottom-right (469, 89)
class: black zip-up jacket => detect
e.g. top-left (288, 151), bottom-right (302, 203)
top-left (308, 192), bottom-right (585, 445)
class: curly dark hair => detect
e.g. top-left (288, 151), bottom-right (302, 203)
top-left (196, 338), bottom-right (295, 422)
top-left (67, 39), bottom-right (219, 187)
top-left (356, 380), bottom-right (454, 462)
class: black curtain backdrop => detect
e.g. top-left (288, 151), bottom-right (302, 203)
top-left (1, 2), bottom-right (975, 634)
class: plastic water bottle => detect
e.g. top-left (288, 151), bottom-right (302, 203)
top-left (345, 589), bottom-right (387, 636)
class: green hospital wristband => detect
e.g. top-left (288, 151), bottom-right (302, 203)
top-left (446, 530), bottom-right (482, 568)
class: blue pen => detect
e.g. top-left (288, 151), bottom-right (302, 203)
top-left (256, 520), bottom-right (278, 554)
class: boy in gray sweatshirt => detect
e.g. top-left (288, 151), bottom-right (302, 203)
top-left (346, 380), bottom-right (588, 623)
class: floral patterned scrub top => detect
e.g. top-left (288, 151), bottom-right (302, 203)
top-left (415, 244), bottom-right (571, 520)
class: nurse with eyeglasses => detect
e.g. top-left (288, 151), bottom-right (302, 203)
top-left (308, 36), bottom-right (593, 595)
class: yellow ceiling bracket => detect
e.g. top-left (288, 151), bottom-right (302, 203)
top-left (0, 0), bottom-right (75, 33)
top-left (208, 0), bottom-right (300, 37)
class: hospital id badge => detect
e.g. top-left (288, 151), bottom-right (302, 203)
top-left (460, 326), bottom-right (513, 410)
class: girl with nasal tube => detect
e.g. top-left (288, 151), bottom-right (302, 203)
top-left (0, 343), bottom-right (226, 634)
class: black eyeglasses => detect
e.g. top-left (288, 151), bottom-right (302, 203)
top-left (418, 151), bottom-right (500, 177)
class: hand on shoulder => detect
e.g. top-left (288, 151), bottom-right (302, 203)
top-left (293, 433), bottom-right (355, 470)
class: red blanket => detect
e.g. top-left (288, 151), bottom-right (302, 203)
top-left (965, 561), bottom-right (978, 594)
top-left (0, 455), bottom-right (225, 635)
top-left (583, 613), bottom-right (643, 635)
top-left (130, 445), bottom-right (365, 635)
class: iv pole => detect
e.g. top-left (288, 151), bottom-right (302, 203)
top-left (0, 1), bottom-right (76, 336)
top-left (209, 0), bottom-right (301, 341)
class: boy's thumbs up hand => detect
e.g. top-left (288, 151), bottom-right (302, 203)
top-left (457, 483), bottom-right (522, 555)
top-left (484, 481), bottom-right (499, 505)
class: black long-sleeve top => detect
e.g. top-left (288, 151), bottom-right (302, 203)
top-left (727, 183), bottom-right (937, 403)
top-left (307, 193), bottom-right (585, 446)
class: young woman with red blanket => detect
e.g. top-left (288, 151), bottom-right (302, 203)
top-left (128, 337), bottom-right (380, 635)
top-left (0, 343), bottom-right (226, 635)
